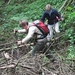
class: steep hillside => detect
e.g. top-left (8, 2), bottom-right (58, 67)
top-left (0, 0), bottom-right (75, 62)
top-left (0, 0), bottom-right (75, 75)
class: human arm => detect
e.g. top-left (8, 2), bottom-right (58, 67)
top-left (17, 26), bottom-right (35, 45)
top-left (55, 10), bottom-right (64, 21)
top-left (14, 29), bottom-right (27, 45)
top-left (14, 29), bottom-right (27, 34)
top-left (41, 12), bottom-right (46, 23)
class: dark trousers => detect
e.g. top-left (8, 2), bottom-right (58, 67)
top-left (31, 38), bottom-right (54, 59)
top-left (31, 38), bottom-right (47, 56)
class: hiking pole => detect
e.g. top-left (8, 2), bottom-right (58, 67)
top-left (13, 32), bottom-right (20, 60)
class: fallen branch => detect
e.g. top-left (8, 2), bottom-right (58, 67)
top-left (0, 64), bottom-right (15, 69)
top-left (44, 32), bottom-right (65, 55)
top-left (0, 43), bottom-right (34, 52)
top-left (62, 58), bottom-right (75, 61)
top-left (6, 0), bottom-right (11, 5)
top-left (58, 0), bottom-right (68, 12)
top-left (42, 67), bottom-right (56, 75)
top-left (0, 42), bottom-right (14, 47)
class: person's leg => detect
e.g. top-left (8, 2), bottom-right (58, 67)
top-left (54, 22), bottom-right (60, 33)
top-left (31, 38), bottom-right (47, 57)
top-left (47, 25), bottom-right (53, 41)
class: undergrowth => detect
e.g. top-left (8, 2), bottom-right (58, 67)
top-left (0, 0), bottom-right (75, 59)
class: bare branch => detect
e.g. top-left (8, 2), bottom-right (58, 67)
top-left (0, 64), bottom-right (15, 69)
top-left (0, 43), bottom-right (34, 52)
top-left (58, 0), bottom-right (68, 12)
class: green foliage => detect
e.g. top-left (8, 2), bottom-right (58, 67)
top-left (67, 46), bottom-right (75, 59)
top-left (0, 1), bottom-right (4, 6)
top-left (63, 8), bottom-right (75, 44)
top-left (67, 6), bottom-right (73, 11)
top-left (44, 56), bottom-right (49, 61)
top-left (65, 27), bottom-right (75, 44)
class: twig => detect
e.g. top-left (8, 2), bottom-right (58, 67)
top-left (43, 67), bottom-right (56, 75)
top-left (0, 43), bottom-right (34, 52)
top-left (0, 64), bottom-right (15, 69)
top-left (44, 32), bottom-right (65, 55)
top-left (6, 0), bottom-right (11, 5)
top-left (62, 58), bottom-right (75, 61)
top-left (58, 0), bottom-right (68, 12)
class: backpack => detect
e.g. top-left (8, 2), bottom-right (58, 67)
top-left (33, 20), bottom-right (49, 39)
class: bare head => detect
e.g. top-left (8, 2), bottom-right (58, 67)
top-left (45, 4), bottom-right (52, 12)
top-left (19, 20), bottom-right (28, 27)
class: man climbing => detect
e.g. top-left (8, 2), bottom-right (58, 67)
top-left (14, 19), bottom-right (57, 62)
top-left (41, 4), bottom-right (64, 41)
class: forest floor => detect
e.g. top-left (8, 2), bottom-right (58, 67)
top-left (0, 39), bottom-right (75, 75)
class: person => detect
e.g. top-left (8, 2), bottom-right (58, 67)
top-left (14, 20), bottom-right (49, 57)
top-left (41, 4), bottom-right (64, 41)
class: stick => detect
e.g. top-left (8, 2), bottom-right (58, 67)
top-left (0, 64), bottom-right (15, 69)
top-left (0, 43), bottom-right (34, 52)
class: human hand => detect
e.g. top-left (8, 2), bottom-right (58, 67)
top-left (56, 16), bottom-right (62, 21)
top-left (17, 41), bottom-right (22, 45)
top-left (14, 29), bottom-right (18, 33)
top-left (61, 17), bottom-right (64, 21)
top-left (60, 13), bottom-right (64, 21)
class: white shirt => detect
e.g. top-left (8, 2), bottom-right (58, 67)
top-left (18, 23), bottom-right (45, 43)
